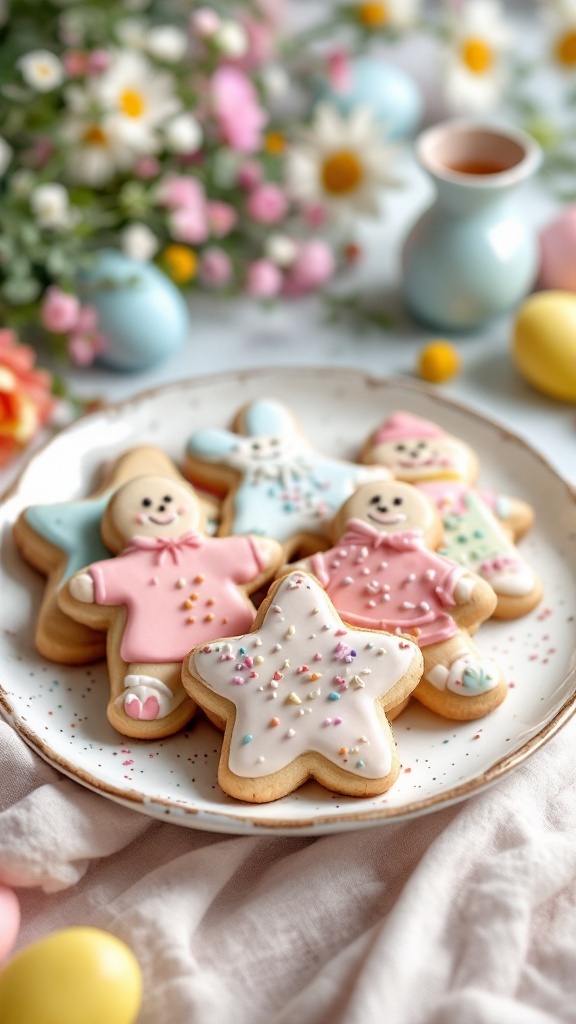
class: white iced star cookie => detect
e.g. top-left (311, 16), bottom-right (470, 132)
top-left (182, 571), bottom-right (423, 802)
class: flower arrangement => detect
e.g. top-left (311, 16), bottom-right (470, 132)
top-left (0, 0), bottom-right (575, 460)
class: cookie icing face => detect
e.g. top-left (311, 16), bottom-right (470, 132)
top-left (227, 432), bottom-right (312, 484)
top-left (333, 481), bottom-right (440, 545)
top-left (191, 572), bottom-right (421, 780)
top-left (366, 412), bottom-right (477, 483)
top-left (371, 436), bottom-right (474, 482)
top-left (105, 475), bottom-right (202, 547)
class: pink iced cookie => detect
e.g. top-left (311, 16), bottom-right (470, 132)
top-left (362, 411), bottom-right (542, 619)
top-left (60, 474), bottom-right (283, 740)
top-left (298, 480), bottom-right (508, 721)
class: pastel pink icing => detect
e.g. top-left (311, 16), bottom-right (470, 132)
top-left (90, 533), bottom-right (265, 662)
top-left (309, 521), bottom-right (464, 646)
top-left (192, 572), bottom-right (420, 780)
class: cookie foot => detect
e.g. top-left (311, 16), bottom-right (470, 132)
top-left (119, 675), bottom-right (177, 721)
top-left (479, 555), bottom-right (534, 597)
top-left (427, 652), bottom-right (499, 696)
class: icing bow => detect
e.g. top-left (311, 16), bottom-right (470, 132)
top-left (341, 519), bottom-right (425, 551)
top-left (124, 531), bottom-right (205, 565)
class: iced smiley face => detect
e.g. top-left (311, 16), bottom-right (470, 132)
top-left (332, 481), bottom-right (441, 545)
top-left (103, 475), bottom-right (203, 549)
top-left (371, 436), bottom-right (475, 482)
top-left (227, 432), bottom-right (310, 483)
top-left (363, 412), bottom-right (479, 483)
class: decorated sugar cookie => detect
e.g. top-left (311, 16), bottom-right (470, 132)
top-left (13, 446), bottom-right (203, 665)
top-left (59, 474), bottom-right (282, 739)
top-left (296, 480), bottom-right (508, 721)
top-left (362, 412), bottom-right (542, 619)
top-left (185, 398), bottom-right (391, 558)
top-left (182, 571), bottom-right (423, 802)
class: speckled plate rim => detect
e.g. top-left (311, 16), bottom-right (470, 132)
top-left (2, 366), bottom-right (576, 835)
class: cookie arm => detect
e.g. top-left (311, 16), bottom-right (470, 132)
top-left (69, 572), bottom-right (95, 603)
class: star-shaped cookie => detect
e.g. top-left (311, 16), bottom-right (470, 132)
top-left (185, 399), bottom-right (390, 558)
top-left (183, 571), bottom-right (423, 802)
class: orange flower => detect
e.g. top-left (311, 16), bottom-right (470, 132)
top-left (161, 245), bottom-right (198, 284)
top-left (0, 329), bottom-right (55, 466)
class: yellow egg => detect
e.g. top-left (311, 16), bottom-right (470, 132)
top-left (0, 927), bottom-right (142, 1024)
top-left (512, 291), bottom-right (576, 401)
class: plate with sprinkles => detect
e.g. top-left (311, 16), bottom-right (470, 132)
top-left (1, 368), bottom-right (575, 835)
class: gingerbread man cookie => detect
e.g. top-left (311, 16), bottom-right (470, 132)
top-left (297, 480), bottom-right (508, 721)
top-left (182, 570), bottom-right (423, 802)
top-left (59, 474), bottom-right (282, 739)
top-left (13, 446), bottom-right (196, 665)
top-left (362, 412), bottom-right (542, 619)
top-left (185, 398), bottom-right (390, 558)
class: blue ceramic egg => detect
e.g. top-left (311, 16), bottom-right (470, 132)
top-left (76, 249), bottom-right (189, 371)
top-left (315, 56), bottom-right (422, 142)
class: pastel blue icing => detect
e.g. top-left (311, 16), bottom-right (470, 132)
top-left (188, 428), bottom-right (239, 459)
top-left (24, 494), bottom-right (111, 583)
top-left (243, 399), bottom-right (295, 436)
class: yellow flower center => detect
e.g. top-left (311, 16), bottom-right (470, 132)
top-left (162, 245), bottom-right (198, 284)
top-left (358, 2), bottom-right (389, 27)
top-left (461, 37), bottom-right (494, 74)
top-left (555, 29), bottom-right (576, 66)
top-left (120, 88), bottom-right (146, 118)
top-left (264, 131), bottom-right (286, 155)
top-left (83, 124), bottom-right (108, 146)
top-left (321, 150), bottom-right (364, 195)
top-left (37, 63), bottom-right (53, 79)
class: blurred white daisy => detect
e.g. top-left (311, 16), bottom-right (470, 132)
top-left (91, 50), bottom-right (181, 154)
top-left (18, 50), bottom-right (64, 92)
top-left (543, 0), bottom-right (576, 71)
top-left (30, 183), bottom-right (71, 229)
top-left (442, 0), bottom-right (512, 114)
top-left (286, 103), bottom-right (397, 219)
top-left (60, 85), bottom-right (137, 185)
top-left (121, 222), bottom-right (159, 262)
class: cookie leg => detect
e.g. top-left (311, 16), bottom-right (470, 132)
top-left (414, 634), bottom-right (508, 721)
top-left (108, 661), bottom-right (196, 739)
top-left (478, 555), bottom-right (543, 619)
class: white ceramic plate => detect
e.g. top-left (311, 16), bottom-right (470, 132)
top-left (2, 368), bottom-right (576, 836)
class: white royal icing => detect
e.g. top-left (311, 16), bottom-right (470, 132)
top-left (191, 572), bottom-right (420, 780)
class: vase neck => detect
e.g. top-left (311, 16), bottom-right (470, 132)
top-left (431, 175), bottom-right (519, 214)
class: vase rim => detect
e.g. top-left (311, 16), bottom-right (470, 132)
top-left (416, 119), bottom-right (541, 187)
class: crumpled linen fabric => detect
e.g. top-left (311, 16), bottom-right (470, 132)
top-left (1, 715), bottom-right (575, 1024)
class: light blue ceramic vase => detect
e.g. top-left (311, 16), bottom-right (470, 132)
top-left (315, 55), bottom-right (422, 141)
top-left (402, 121), bottom-right (542, 331)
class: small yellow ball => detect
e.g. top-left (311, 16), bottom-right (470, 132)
top-left (417, 340), bottom-right (461, 383)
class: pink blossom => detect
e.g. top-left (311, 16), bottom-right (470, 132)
top-left (67, 331), bottom-right (108, 368)
top-left (245, 259), bottom-right (282, 297)
top-left (237, 19), bottom-right (276, 70)
top-left (135, 156), bottom-right (160, 180)
top-left (327, 49), bottom-right (352, 94)
top-left (169, 205), bottom-right (209, 244)
top-left (283, 240), bottom-right (335, 295)
top-left (88, 49), bottom-right (110, 74)
top-left (200, 247), bottom-right (233, 287)
top-left (237, 160), bottom-right (263, 191)
top-left (63, 50), bottom-right (88, 77)
top-left (73, 305), bottom-right (98, 333)
top-left (190, 8), bottom-right (221, 37)
top-left (158, 175), bottom-right (204, 210)
top-left (41, 287), bottom-right (81, 333)
top-left (211, 66), bottom-right (267, 153)
top-left (207, 202), bottom-right (238, 238)
top-left (303, 202), bottom-right (328, 229)
top-left (246, 183), bottom-right (288, 224)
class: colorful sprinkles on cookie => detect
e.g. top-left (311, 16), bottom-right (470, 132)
top-left (186, 571), bottom-right (423, 799)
